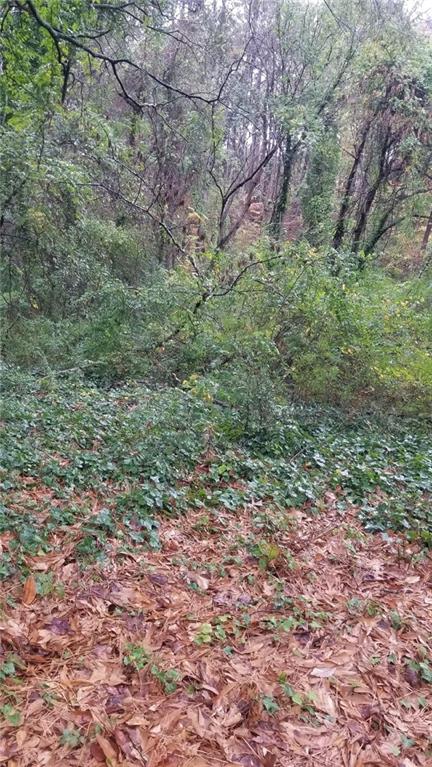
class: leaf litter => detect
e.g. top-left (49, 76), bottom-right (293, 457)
top-left (1, 482), bottom-right (431, 767)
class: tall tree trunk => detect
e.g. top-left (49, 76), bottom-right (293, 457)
top-left (269, 134), bottom-right (294, 242)
top-left (351, 128), bottom-right (392, 254)
top-left (364, 205), bottom-right (393, 255)
top-left (332, 121), bottom-right (371, 250)
top-left (302, 116), bottom-right (339, 247)
top-left (421, 208), bottom-right (432, 251)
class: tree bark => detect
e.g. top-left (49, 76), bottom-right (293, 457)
top-left (351, 128), bottom-right (392, 253)
top-left (269, 134), bottom-right (295, 243)
top-left (332, 121), bottom-right (371, 250)
top-left (421, 208), bottom-right (432, 251)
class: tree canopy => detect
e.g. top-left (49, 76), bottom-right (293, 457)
top-left (1, 0), bottom-right (431, 400)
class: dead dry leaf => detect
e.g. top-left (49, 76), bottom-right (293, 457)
top-left (191, 574), bottom-right (209, 590)
top-left (2, 489), bottom-right (431, 767)
top-left (22, 575), bottom-right (36, 605)
top-left (95, 734), bottom-right (118, 765)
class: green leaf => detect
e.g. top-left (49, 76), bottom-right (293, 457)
top-left (262, 696), bottom-right (279, 714)
top-left (1, 704), bottom-right (22, 727)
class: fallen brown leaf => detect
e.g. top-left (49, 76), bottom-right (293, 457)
top-left (95, 734), bottom-right (118, 765)
top-left (22, 575), bottom-right (36, 605)
top-left (90, 740), bottom-right (106, 762)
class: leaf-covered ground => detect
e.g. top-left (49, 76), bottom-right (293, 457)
top-left (1, 374), bottom-right (431, 766)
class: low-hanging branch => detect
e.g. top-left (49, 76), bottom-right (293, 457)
top-left (12, 0), bottom-right (248, 109)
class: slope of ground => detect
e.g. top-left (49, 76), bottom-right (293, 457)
top-left (0, 375), bottom-right (431, 766)
top-left (1, 487), bottom-right (431, 766)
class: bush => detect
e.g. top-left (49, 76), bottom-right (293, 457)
top-left (2, 237), bottom-right (431, 413)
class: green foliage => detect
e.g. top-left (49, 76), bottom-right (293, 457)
top-left (302, 123), bottom-right (340, 247)
top-left (406, 657), bottom-right (432, 685)
top-left (0, 654), bottom-right (25, 683)
top-left (262, 695), bottom-right (279, 714)
top-left (4, 241), bottom-right (430, 413)
top-left (0, 0), bottom-right (105, 125)
top-left (59, 728), bottom-right (84, 748)
top-left (123, 644), bottom-right (151, 671)
top-left (194, 623), bottom-right (214, 645)
top-left (1, 0), bottom-right (431, 413)
top-left (35, 572), bottom-right (64, 598)
top-left (123, 644), bottom-right (180, 692)
top-left (389, 610), bottom-right (404, 631)
top-left (278, 675), bottom-right (316, 712)
top-left (1, 704), bottom-right (22, 727)
top-left (248, 540), bottom-right (282, 570)
top-left (0, 370), bottom-right (430, 583)
top-left (257, 252), bottom-right (432, 412)
top-left (150, 665), bottom-right (181, 695)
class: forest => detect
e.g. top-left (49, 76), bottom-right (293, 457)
top-left (0, 1), bottom-right (431, 765)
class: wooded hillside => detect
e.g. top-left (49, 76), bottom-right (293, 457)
top-left (1, 0), bottom-right (431, 410)
top-left (0, 3), bottom-right (432, 766)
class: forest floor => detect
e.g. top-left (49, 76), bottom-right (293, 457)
top-left (1, 477), bottom-right (431, 767)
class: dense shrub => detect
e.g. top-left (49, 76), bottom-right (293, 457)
top-left (2, 242), bottom-right (431, 414)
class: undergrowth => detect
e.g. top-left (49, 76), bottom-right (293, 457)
top-left (0, 367), bottom-right (430, 581)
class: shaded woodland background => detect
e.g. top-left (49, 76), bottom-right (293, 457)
top-left (1, 0), bottom-right (431, 413)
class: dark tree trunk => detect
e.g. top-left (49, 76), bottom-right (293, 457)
top-left (269, 134), bottom-right (294, 243)
top-left (351, 182), bottom-right (381, 254)
top-left (364, 206), bottom-right (393, 255)
top-left (332, 121), bottom-right (371, 250)
top-left (421, 208), bottom-right (432, 251)
top-left (351, 128), bottom-right (392, 254)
